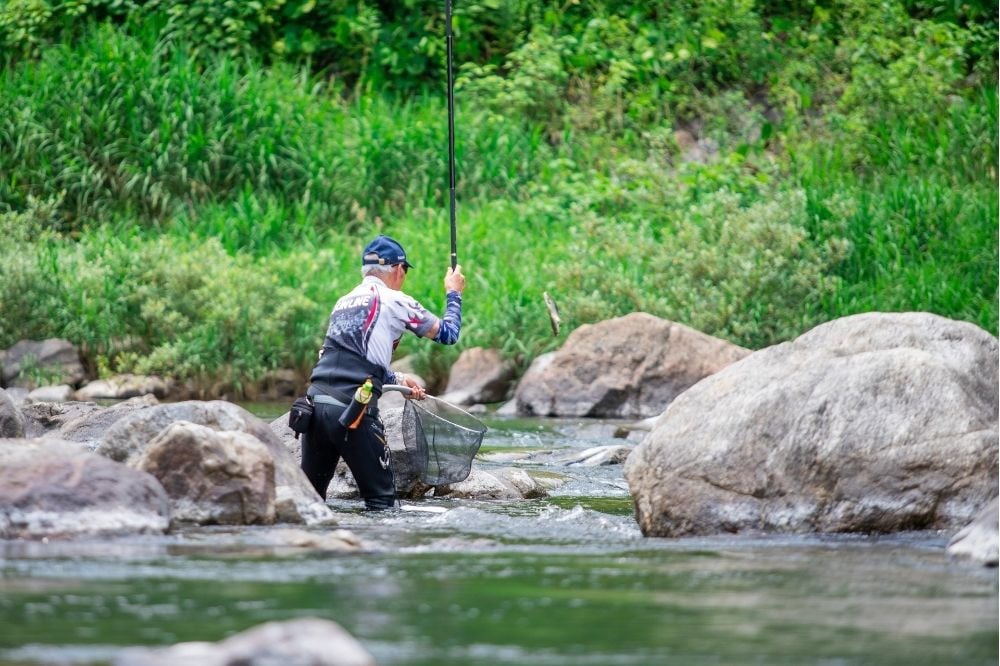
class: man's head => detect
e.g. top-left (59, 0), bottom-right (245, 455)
top-left (362, 235), bottom-right (413, 270)
top-left (362, 235), bottom-right (412, 287)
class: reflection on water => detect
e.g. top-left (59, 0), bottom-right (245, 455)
top-left (0, 411), bottom-right (996, 666)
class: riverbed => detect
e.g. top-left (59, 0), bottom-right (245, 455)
top-left (1, 413), bottom-right (996, 665)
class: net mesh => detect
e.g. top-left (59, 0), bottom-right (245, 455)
top-left (401, 396), bottom-right (487, 485)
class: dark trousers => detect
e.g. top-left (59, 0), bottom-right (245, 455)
top-left (300, 402), bottom-right (397, 510)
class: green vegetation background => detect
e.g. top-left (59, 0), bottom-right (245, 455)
top-left (0, 0), bottom-right (996, 394)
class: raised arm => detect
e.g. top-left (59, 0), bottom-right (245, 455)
top-left (425, 264), bottom-right (465, 343)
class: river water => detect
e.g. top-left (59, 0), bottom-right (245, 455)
top-left (1, 411), bottom-right (996, 665)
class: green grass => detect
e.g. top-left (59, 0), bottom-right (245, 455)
top-left (0, 22), bottom-right (995, 393)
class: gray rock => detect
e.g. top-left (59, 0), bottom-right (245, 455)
top-left (382, 404), bottom-right (425, 493)
top-left (390, 356), bottom-right (427, 386)
top-left (612, 416), bottom-right (660, 440)
top-left (0, 439), bottom-right (170, 538)
top-left (495, 398), bottom-right (518, 416)
top-left (947, 498), bottom-right (999, 566)
top-left (137, 422), bottom-right (276, 525)
top-left (20, 400), bottom-right (104, 438)
top-left (75, 374), bottom-right (169, 401)
top-left (268, 411), bottom-right (301, 461)
top-left (2, 339), bottom-right (85, 388)
top-left (2, 386), bottom-right (29, 405)
top-left (27, 384), bottom-right (74, 403)
top-left (514, 313), bottom-right (749, 418)
top-left (501, 445), bottom-right (634, 467)
top-left (97, 401), bottom-right (332, 525)
top-left (325, 460), bottom-right (361, 499)
top-left (58, 395), bottom-right (160, 448)
top-left (625, 312), bottom-right (999, 537)
top-left (0, 388), bottom-right (25, 438)
top-left (560, 445), bottom-right (633, 467)
top-left (114, 617), bottom-right (375, 666)
top-left (441, 347), bottom-right (517, 405)
top-left (435, 467), bottom-right (547, 500)
top-left (256, 528), bottom-right (364, 552)
top-left (255, 368), bottom-right (302, 400)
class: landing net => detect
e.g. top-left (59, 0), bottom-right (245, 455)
top-left (401, 395), bottom-right (486, 485)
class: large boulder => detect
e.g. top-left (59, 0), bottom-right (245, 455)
top-left (114, 617), bottom-right (376, 666)
top-left (0, 439), bottom-right (170, 538)
top-left (947, 498), bottom-right (999, 566)
top-left (625, 312), bottom-right (999, 537)
top-left (137, 422), bottom-right (276, 525)
top-left (441, 347), bottom-right (517, 405)
top-left (1, 339), bottom-right (85, 389)
top-left (97, 401), bottom-right (332, 525)
top-left (514, 313), bottom-right (749, 418)
top-left (0, 388), bottom-right (25, 438)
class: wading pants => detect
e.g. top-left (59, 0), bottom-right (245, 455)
top-left (300, 402), bottom-right (397, 510)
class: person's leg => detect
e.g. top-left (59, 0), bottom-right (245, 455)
top-left (299, 403), bottom-right (344, 500)
top-left (340, 414), bottom-right (397, 510)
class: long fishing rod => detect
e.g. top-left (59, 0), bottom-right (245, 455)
top-left (445, 0), bottom-right (458, 270)
top-left (444, 2), bottom-right (560, 338)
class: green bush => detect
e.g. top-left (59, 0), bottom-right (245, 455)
top-left (547, 189), bottom-right (849, 349)
top-left (0, 209), bottom-right (330, 391)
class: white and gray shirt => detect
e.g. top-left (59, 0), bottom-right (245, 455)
top-left (324, 276), bottom-right (438, 376)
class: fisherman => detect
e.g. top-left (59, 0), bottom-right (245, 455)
top-left (301, 235), bottom-right (466, 510)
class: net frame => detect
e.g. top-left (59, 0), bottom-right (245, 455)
top-left (402, 395), bottom-right (486, 485)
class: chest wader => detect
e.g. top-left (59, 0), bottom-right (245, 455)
top-left (301, 347), bottom-right (397, 510)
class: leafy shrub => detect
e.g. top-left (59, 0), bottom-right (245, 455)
top-left (551, 189), bottom-right (849, 349)
top-left (0, 218), bottom-right (330, 392)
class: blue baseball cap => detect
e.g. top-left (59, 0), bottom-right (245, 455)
top-left (362, 235), bottom-right (413, 269)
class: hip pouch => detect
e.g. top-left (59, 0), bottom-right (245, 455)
top-left (288, 396), bottom-right (314, 439)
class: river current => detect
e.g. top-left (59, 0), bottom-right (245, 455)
top-left (1, 410), bottom-right (996, 665)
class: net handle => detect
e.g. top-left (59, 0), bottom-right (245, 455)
top-left (384, 385), bottom-right (486, 429)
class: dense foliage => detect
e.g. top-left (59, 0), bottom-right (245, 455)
top-left (0, 1), bottom-right (996, 393)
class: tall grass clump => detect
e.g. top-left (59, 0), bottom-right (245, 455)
top-left (0, 23), bottom-right (557, 237)
top-left (797, 89), bottom-right (999, 333)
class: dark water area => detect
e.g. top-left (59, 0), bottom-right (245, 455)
top-left (0, 406), bottom-right (996, 665)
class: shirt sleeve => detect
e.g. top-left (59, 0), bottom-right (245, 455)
top-left (395, 293), bottom-right (438, 338)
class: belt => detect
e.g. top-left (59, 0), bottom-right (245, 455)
top-left (310, 394), bottom-right (348, 407)
top-left (310, 393), bottom-right (379, 416)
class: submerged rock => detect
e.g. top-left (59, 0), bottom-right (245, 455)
top-left (626, 312), bottom-right (999, 537)
top-left (947, 498), bottom-right (999, 566)
top-left (434, 467), bottom-right (548, 500)
top-left (258, 528), bottom-right (364, 552)
top-left (0, 439), bottom-right (170, 538)
top-left (114, 617), bottom-right (375, 666)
